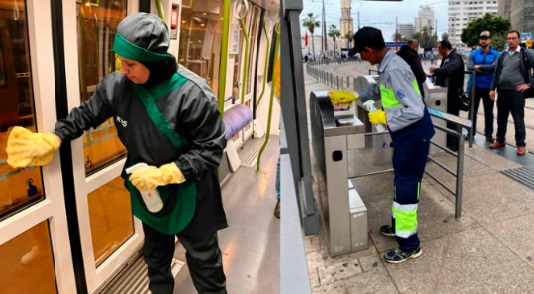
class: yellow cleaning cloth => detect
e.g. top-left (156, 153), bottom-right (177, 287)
top-left (328, 90), bottom-right (359, 108)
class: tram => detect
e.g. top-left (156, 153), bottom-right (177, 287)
top-left (0, 0), bottom-right (280, 293)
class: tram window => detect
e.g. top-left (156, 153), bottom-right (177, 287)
top-left (0, 221), bottom-right (56, 293)
top-left (178, 0), bottom-right (224, 96)
top-left (0, 0), bottom-right (46, 219)
top-left (76, 0), bottom-right (128, 176)
top-left (88, 176), bottom-right (134, 266)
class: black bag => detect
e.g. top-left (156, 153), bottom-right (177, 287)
top-left (458, 89), bottom-right (470, 111)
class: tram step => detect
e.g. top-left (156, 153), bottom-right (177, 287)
top-left (97, 256), bottom-right (184, 294)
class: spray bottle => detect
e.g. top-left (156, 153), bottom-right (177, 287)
top-left (126, 162), bottom-right (164, 213)
top-left (363, 100), bottom-right (387, 132)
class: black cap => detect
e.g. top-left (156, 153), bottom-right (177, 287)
top-left (347, 26), bottom-right (385, 57)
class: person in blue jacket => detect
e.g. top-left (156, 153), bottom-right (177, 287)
top-left (466, 31), bottom-right (500, 143)
top-left (6, 13), bottom-right (228, 294)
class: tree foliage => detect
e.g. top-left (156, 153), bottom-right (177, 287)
top-left (302, 13), bottom-right (321, 58)
top-left (328, 24), bottom-right (340, 53)
top-left (460, 14), bottom-right (510, 50)
top-left (410, 26), bottom-right (437, 49)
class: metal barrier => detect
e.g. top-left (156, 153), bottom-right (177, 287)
top-left (465, 70), bottom-right (477, 148)
top-left (426, 108), bottom-right (472, 218)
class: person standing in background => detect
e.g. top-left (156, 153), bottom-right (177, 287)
top-left (489, 30), bottom-right (534, 156)
top-left (397, 39), bottom-right (427, 99)
top-left (466, 31), bottom-right (500, 143)
top-left (430, 40), bottom-right (465, 152)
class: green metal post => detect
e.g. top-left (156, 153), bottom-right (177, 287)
top-left (256, 22), bottom-right (280, 172)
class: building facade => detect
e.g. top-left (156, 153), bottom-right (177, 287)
top-left (448, 0), bottom-right (498, 48)
top-left (339, 0), bottom-right (354, 46)
top-left (398, 23), bottom-right (415, 38)
top-left (508, 0), bottom-right (534, 35)
top-left (415, 5), bottom-right (435, 34)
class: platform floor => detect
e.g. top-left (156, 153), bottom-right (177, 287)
top-left (173, 136), bottom-right (280, 293)
top-left (304, 61), bottom-right (534, 293)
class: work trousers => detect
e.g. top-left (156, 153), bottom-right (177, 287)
top-left (390, 132), bottom-right (431, 252)
top-left (470, 87), bottom-right (494, 137)
top-left (142, 223), bottom-right (227, 294)
top-left (496, 89), bottom-right (526, 147)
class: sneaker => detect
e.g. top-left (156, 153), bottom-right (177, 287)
top-left (384, 247), bottom-right (423, 264)
top-left (273, 201), bottom-right (280, 219)
top-left (380, 225), bottom-right (395, 237)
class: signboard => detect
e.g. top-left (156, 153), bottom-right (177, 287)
top-left (170, 7), bottom-right (178, 29)
top-left (521, 32), bottom-right (532, 41)
top-left (527, 39), bottom-right (533, 49)
top-left (384, 41), bottom-right (406, 49)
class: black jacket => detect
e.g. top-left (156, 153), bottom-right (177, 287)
top-left (396, 45), bottom-right (427, 98)
top-left (54, 66), bottom-right (228, 236)
top-left (434, 48), bottom-right (465, 97)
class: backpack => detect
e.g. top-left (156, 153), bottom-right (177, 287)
top-left (496, 48), bottom-right (534, 98)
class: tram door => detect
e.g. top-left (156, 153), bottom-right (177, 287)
top-left (60, 1), bottom-right (146, 292)
top-left (0, 0), bottom-right (76, 293)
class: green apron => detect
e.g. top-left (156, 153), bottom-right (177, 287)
top-left (126, 73), bottom-right (197, 235)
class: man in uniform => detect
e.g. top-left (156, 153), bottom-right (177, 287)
top-left (336, 27), bottom-right (435, 263)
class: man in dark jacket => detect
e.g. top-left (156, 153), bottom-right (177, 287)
top-left (397, 40), bottom-right (427, 98)
top-left (430, 40), bottom-right (465, 152)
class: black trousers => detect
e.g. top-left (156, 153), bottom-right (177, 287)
top-left (469, 87), bottom-right (494, 137)
top-left (496, 89), bottom-right (526, 147)
top-left (142, 223), bottom-right (227, 294)
top-left (446, 91), bottom-right (461, 148)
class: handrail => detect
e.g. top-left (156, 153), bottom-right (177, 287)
top-left (154, 0), bottom-right (167, 23)
top-left (256, 22), bottom-right (279, 172)
top-left (256, 22), bottom-right (271, 106)
top-left (236, 0), bottom-right (250, 104)
top-left (218, 0), bottom-right (232, 117)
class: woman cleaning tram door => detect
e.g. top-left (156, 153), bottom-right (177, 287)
top-left (6, 13), bottom-right (228, 294)
top-left (329, 27), bottom-right (434, 263)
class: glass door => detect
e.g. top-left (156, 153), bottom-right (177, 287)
top-left (0, 0), bottom-right (75, 293)
top-left (62, 1), bottom-right (144, 292)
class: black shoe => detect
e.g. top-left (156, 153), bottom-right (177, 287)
top-left (384, 247), bottom-right (423, 264)
top-left (380, 225), bottom-right (395, 237)
top-left (273, 201), bottom-right (280, 219)
top-left (485, 135), bottom-right (495, 143)
top-left (448, 145), bottom-right (458, 152)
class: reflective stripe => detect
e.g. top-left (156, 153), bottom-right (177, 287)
top-left (396, 230), bottom-right (417, 238)
top-left (393, 202), bottom-right (418, 211)
top-left (411, 79), bottom-right (421, 96)
top-left (392, 202), bottom-right (418, 237)
top-left (379, 85), bottom-right (401, 108)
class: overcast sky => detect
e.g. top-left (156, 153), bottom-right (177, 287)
top-left (300, 0), bottom-right (449, 43)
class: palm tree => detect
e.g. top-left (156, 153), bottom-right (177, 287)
top-left (302, 13), bottom-right (320, 59)
top-left (328, 24), bottom-right (340, 56)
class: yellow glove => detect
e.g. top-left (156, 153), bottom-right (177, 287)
top-left (368, 109), bottom-right (387, 125)
top-left (6, 126), bottom-right (61, 168)
top-left (129, 162), bottom-right (186, 191)
top-left (328, 90), bottom-right (359, 108)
